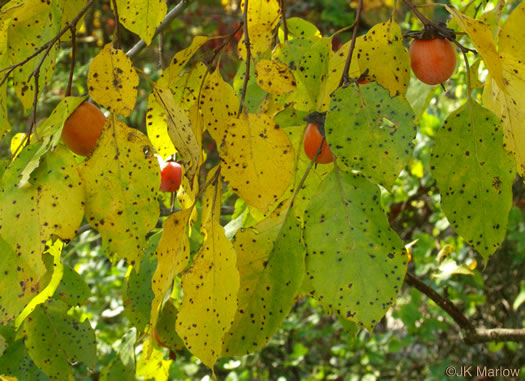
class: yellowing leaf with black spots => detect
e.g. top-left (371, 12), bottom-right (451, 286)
top-left (176, 221), bottom-right (240, 372)
top-left (149, 208), bottom-right (192, 338)
top-left (115, 0), bottom-right (167, 46)
top-left (446, 6), bottom-right (504, 89)
top-left (80, 116), bottom-right (159, 267)
top-left (278, 17), bottom-right (321, 41)
top-left (223, 203), bottom-right (305, 356)
top-left (88, 43), bottom-right (138, 116)
top-left (172, 62), bottom-right (208, 114)
top-left (220, 114), bottom-right (294, 212)
top-left (326, 83), bottom-right (416, 190)
top-left (430, 101), bottom-right (515, 262)
top-left (238, 24), bottom-right (275, 59)
top-left (241, 0), bottom-right (280, 29)
top-left (146, 93), bottom-right (176, 159)
top-left (158, 36), bottom-right (210, 88)
top-left (60, 0), bottom-right (87, 40)
top-left (255, 59), bottom-right (296, 95)
top-left (0, 144), bottom-right (85, 324)
top-left (22, 300), bottom-right (96, 380)
top-left (201, 68), bottom-right (239, 145)
top-left (357, 21), bottom-right (410, 96)
top-left (482, 1), bottom-right (525, 177)
top-left (288, 37), bottom-right (332, 111)
top-left (303, 171), bottom-right (407, 331)
top-left (0, 20), bottom-right (10, 138)
top-left (6, 0), bottom-right (60, 109)
top-left (152, 86), bottom-right (200, 181)
top-left (136, 339), bottom-right (171, 381)
top-left (319, 36), bottom-right (363, 111)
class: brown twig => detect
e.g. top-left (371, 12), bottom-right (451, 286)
top-left (237, 0), bottom-right (251, 117)
top-left (110, 0), bottom-right (121, 50)
top-left (338, 0), bottom-right (363, 88)
top-left (279, 0), bottom-right (289, 42)
top-left (126, 0), bottom-right (190, 59)
top-left (405, 272), bottom-right (525, 344)
top-left (65, 28), bottom-right (77, 97)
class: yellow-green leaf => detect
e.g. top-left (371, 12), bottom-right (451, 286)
top-left (220, 113), bottom-right (294, 212)
top-left (152, 86), bottom-right (201, 180)
top-left (6, 0), bottom-right (60, 110)
top-left (136, 339), bottom-right (171, 381)
top-left (357, 21), bottom-right (410, 96)
top-left (115, 0), bottom-right (167, 46)
top-left (0, 145), bottom-right (84, 324)
top-left (88, 43), bottom-right (138, 116)
top-left (176, 221), bottom-right (240, 372)
top-left (0, 20), bottom-right (10, 138)
top-left (446, 6), bottom-right (504, 89)
top-left (80, 115), bottom-right (159, 267)
top-left (255, 59), bottom-right (296, 95)
top-left (149, 208), bottom-right (192, 338)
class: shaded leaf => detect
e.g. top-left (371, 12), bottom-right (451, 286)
top-left (100, 329), bottom-right (136, 381)
top-left (430, 101), bottom-right (515, 261)
top-left (255, 59), bottom-right (296, 95)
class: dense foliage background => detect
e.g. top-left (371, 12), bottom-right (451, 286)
top-left (0, 0), bottom-right (524, 380)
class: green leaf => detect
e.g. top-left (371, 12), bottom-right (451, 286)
top-left (326, 83), bottom-right (416, 190)
top-left (0, 339), bottom-right (48, 381)
top-left (430, 101), bottom-right (515, 261)
top-left (303, 170), bottom-right (407, 330)
top-left (22, 300), bottom-right (96, 379)
top-left (124, 233), bottom-right (159, 332)
top-left (100, 329), bottom-right (136, 381)
top-left (156, 300), bottom-right (185, 350)
top-left (0, 20), bottom-right (10, 139)
top-left (278, 17), bottom-right (321, 41)
top-left (54, 263), bottom-right (90, 308)
top-left (223, 203), bottom-right (305, 356)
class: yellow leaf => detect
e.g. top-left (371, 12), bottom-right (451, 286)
top-left (9, 133), bottom-right (27, 157)
top-left (88, 43), bottom-right (139, 116)
top-left (446, 6), bottom-right (505, 89)
top-left (146, 93), bottom-right (176, 160)
top-left (149, 208), bottom-right (192, 339)
top-left (241, 0), bottom-right (280, 29)
top-left (220, 114), bottom-right (294, 212)
top-left (238, 24), bottom-right (274, 59)
top-left (176, 221), bottom-right (240, 372)
top-left (0, 20), bottom-right (10, 138)
top-left (152, 86), bottom-right (201, 180)
top-left (357, 20), bottom-right (410, 96)
top-left (136, 340), bottom-right (171, 381)
top-left (115, 0), bottom-right (167, 46)
top-left (158, 36), bottom-right (210, 88)
top-left (80, 115), bottom-right (159, 267)
top-left (200, 68), bottom-right (239, 145)
top-left (255, 59), bottom-right (296, 95)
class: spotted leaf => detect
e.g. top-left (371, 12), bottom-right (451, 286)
top-left (0, 20), bottom-right (10, 138)
top-left (326, 83), bottom-right (416, 190)
top-left (21, 300), bottom-right (96, 380)
top-left (255, 59), bottom-right (296, 95)
top-left (79, 115), bottom-right (159, 268)
top-left (303, 170), bottom-right (407, 331)
top-left (357, 21), bottom-right (410, 96)
top-left (115, 0), bottom-right (166, 46)
top-left (145, 93), bottom-right (176, 160)
top-left (152, 86), bottom-right (201, 181)
top-left (220, 113), bottom-right (294, 212)
top-left (223, 203), bottom-right (305, 356)
top-left (430, 101), bottom-right (515, 262)
top-left (88, 43), bottom-right (139, 116)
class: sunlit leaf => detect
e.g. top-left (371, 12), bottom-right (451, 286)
top-left (255, 59), bottom-right (296, 95)
top-left (80, 115), bottom-right (159, 267)
top-left (115, 0), bottom-right (167, 45)
top-left (88, 43), bottom-right (139, 116)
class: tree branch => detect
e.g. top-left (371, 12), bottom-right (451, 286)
top-left (237, 0), bottom-right (252, 117)
top-left (126, 0), bottom-right (190, 59)
top-left (405, 272), bottom-right (525, 344)
top-left (338, 0), bottom-right (363, 88)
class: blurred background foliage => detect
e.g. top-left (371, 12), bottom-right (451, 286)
top-left (1, 0), bottom-right (524, 380)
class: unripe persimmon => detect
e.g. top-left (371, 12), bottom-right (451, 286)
top-left (61, 102), bottom-right (105, 156)
top-left (409, 37), bottom-right (456, 85)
